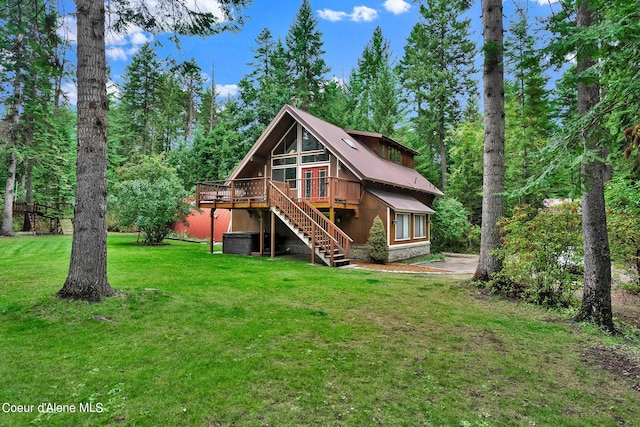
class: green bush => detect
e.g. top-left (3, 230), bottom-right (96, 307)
top-left (431, 196), bottom-right (478, 253)
top-left (109, 155), bottom-right (191, 244)
top-left (605, 177), bottom-right (640, 289)
top-left (366, 215), bottom-right (388, 264)
top-left (491, 203), bottom-right (583, 309)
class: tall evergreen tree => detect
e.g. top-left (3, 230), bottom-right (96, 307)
top-left (173, 58), bottom-right (205, 145)
top-left (239, 28), bottom-right (292, 142)
top-left (285, 0), bottom-right (329, 111)
top-left (119, 43), bottom-right (163, 156)
top-left (474, 0), bottom-right (505, 282)
top-left (59, 0), bottom-right (250, 302)
top-left (504, 11), bottom-right (554, 206)
top-left (573, 0), bottom-right (613, 331)
top-left (1, 0), bottom-right (64, 235)
top-left (350, 26), bottom-right (402, 135)
top-left (398, 0), bottom-right (476, 191)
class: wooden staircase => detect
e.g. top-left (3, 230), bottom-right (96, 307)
top-left (269, 182), bottom-right (352, 267)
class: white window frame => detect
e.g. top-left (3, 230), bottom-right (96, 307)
top-left (395, 213), bottom-right (411, 241)
top-left (413, 214), bottom-right (426, 239)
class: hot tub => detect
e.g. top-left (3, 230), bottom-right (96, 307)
top-left (222, 232), bottom-right (260, 255)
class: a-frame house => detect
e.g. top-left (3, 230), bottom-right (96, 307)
top-left (196, 104), bottom-right (443, 266)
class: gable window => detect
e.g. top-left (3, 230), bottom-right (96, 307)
top-left (395, 213), bottom-right (411, 241)
top-left (379, 144), bottom-right (401, 164)
top-left (302, 128), bottom-right (323, 152)
top-left (272, 124), bottom-right (297, 156)
top-left (388, 147), bottom-right (401, 164)
top-left (414, 214), bottom-right (427, 239)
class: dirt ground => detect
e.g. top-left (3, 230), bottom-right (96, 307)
top-left (351, 252), bottom-right (479, 274)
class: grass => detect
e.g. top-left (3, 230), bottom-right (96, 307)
top-left (1, 233), bottom-right (639, 426)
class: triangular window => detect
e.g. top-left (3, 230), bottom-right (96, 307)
top-left (273, 124), bottom-right (297, 155)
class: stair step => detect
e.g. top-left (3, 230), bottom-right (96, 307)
top-left (333, 258), bottom-right (351, 267)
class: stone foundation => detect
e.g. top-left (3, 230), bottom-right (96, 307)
top-left (351, 242), bottom-right (431, 263)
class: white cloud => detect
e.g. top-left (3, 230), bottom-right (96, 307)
top-left (130, 31), bottom-right (153, 46)
top-left (216, 84), bottom-right (239, 97)
top-left (106, 47), bottom-right (128, 61)
top-left (57, 15), bottom-right (77, 44)
top-left (351, 6), bottom-right (378, 22)
top-left (318, 6), bottom-right (378, 22)
top-left (535, 0), bottom-right (560, 4)
top-left (61, 81), bottom-right (77, 106)
top-left (318, 9), bottom-right (349, 22)
top-left (383, 0), bottom-right (411, 15)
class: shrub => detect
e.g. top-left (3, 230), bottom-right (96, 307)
top-left (431, 196), bottom-right (477, 253)
top-left (605, 177), bottom-right (640, 289)
top-left (109, 155), bottom-right (191, 245)
top-left (491, 203), bottom-right (583, 309)
top-left (366, 215), bottom-right (388, 264)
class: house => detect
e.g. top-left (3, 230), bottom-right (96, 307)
top-left (196, 104), bottom-right (443, 266)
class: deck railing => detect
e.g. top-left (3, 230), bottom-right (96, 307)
top-left (196, 177), bottom-right (360, 207)
top-left (196, 177), bottom-right (268, 206)
top-left (12, 202), bottom-right (73, 219)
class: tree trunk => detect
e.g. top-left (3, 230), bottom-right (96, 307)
top-left (439, 108), bottom-right (447, 191)
top-left (21, 159), bottom-right (33, 232)
top-left (474, 0), bottom-right (505, 281)
top-left (2, 152), bottom-right (17, 236)
top-left (58, 0), bottom-right (115, 302)
top-left (2, 42), bottom-right (22, 237)
top-left (573, 0), bottom-right (614, 331)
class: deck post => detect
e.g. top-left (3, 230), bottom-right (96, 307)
top-left (209, 208), bottom-right (215, 253)
top-left (270, 209), bottom-right (275, 259)
top-left (311, 223), bottom-right (315, 265)
top-left (259, 210), bottom-right (264, 256)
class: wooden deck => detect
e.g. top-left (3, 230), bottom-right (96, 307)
top-left (13, 202), bottom-right (72, 219)
top-left (196, 177), bottom-right (361, 211)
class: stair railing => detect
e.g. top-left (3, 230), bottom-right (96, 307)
top-left (298, 198), bottom-right (351, 262)
top-left (269, 181), bottom-right (351, 265)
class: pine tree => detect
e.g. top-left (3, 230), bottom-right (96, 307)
top-left (173, 58), bottom-right (205, 145)
top-left (398, 0), bottom-right (476, 191)
top-left (286, 0), bottom-right (329, 111)
top-left (1, 0), bottom-right (64, 235)
top-left (350, 26), bottom-right (402, 135)
top-left (573, 0), bottom-right (613, 331)
top-left (59, 0), bottom-right (249, 302)
top-left (240, 28), bottom-right (292, 143)
top-left (119, 43), bottom-right (163, 156)
top-left (504, 11), bottom-right (554, 206)
top-left (474, 0), bottom-right (505, 282)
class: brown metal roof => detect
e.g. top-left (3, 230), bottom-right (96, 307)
top-left (289, 106), bottom-right (443, 195)
top-left (345, 129), bottom-right (422, 156)
top-left (230, 105), bottom-right (443, 196)
top-left (368, 189), bottom-right (436, 214)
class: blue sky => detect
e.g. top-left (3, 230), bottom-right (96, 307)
top-left (58, 0), bottom-right (560, 105)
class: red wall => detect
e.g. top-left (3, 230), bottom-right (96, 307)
top-left (173, 208), bottom-right (231, 241)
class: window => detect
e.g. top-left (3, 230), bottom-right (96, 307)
top-left (273, 125), bottom-right (297, 155)
top-left (304, 170), bottom-right (313, 198)
top-left (395, 213), bottom-right (410, 241)
top-left (301, 152), bottom-right (329, 163)
top-left (272, 167), bottom-right (297, 188)
top-left (302, 128), bottom-right (323, 152)
top-left (389, 147), bottom-right (401, 164)
top-left (414, 214), bottom-right (427, 238)
top-left (318, 169), bottom-right (327, 198)
top-left (272, 156), bottom-right (296, 166)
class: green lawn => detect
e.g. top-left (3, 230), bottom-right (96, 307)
top-left (0, 234), bottom-right (638, 426)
